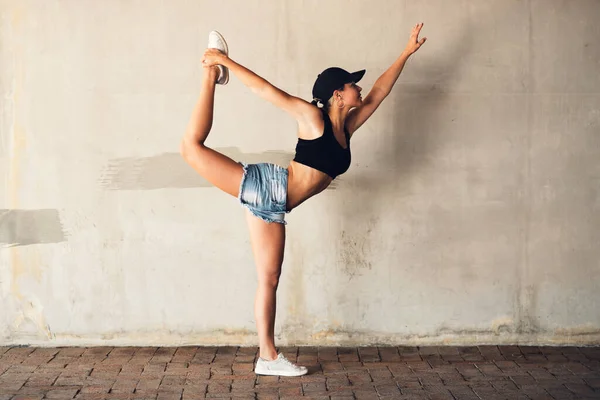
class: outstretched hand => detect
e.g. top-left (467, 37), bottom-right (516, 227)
top-left (202, 48), bottom-right (228, 68)
top-left (404, 22), bottom-right (427, 55)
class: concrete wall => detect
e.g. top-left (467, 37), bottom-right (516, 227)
top-left (1, 0), bottom-right (599, 347)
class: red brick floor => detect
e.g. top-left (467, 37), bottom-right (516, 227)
top-left (0, 345), bottom-right (598, 399)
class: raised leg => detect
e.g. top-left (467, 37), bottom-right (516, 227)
top-left (180, 65), bottom-right (243, 197)
top-left (245, 209), bottom-right (285, 361)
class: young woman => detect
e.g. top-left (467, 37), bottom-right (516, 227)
top-left (181, 25), bottom-right (427, 376)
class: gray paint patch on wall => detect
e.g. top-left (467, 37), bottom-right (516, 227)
top-left (0, 209), bottom-right (67, 247)
top-left (99, 148), bottom-right (297, 190)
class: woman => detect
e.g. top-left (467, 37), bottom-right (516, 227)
top-left (181, 24), bottom-right (427, 376)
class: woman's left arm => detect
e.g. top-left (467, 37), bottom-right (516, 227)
top-left (346, 23), bottom-right (427, 135)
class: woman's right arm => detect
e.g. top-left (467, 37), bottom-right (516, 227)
top-left (203, 49), bottom-right (317, 122)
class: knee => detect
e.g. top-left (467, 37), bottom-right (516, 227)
top-left (179, 140), bottom-right (187, 158)
top-left (258, 273), bottom-right (280, 290)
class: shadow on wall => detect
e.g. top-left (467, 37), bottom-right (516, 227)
top-left (0, 209), bottom-right (67, 248)
top-left (331, 10), bottom-right (478, 331)
top-left (389, 34), bottom-right (473, 190)
top-left (99, 148), bottom-right (294, 190)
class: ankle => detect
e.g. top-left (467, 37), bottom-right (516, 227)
top-left (260, 349), bottom-right (278, 361)
top-left (203, 66), bottom-right (220, 81)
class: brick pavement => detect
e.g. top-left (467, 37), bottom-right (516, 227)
top-left (0, 345), bottom-right (598, 399)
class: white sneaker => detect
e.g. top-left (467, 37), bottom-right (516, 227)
top-left (207, 30), bottom-right (229, 85)
top-left (254, 353), bottom-right (308, 377)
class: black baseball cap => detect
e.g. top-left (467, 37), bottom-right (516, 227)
top-left (312, 67), bottom-right (366, 104)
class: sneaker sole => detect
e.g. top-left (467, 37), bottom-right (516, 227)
top-left (254, 367), bottom-right (308, 377)
top-left (209, 30), bottom-right (228, 55)
top-left (208, 30), bottom-right (229, 85)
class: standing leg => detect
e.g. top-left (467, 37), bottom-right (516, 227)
top-left (247, 210), bottom-right (308, 376)
top-left (245, 210), bottom-right (285, 361)
top-left (180, 65), bottom-right (244, 197)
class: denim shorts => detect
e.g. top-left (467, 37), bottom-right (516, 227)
top-left (238, 162), bottom-right (289, 224)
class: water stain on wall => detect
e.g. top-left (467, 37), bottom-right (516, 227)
top-left (1, 4), bottom-right (54, 342)
top-left (98, 149), bottom-right (297, 190)
top-left (338, 230), bottom-right (372, 279)
top-left (337, 216), bottom-right (378, 280)
top-left (0, 209), bottom-right (67, 247)
top-left (514, 284), bottom-right (540, 334)
top-left (281, 236), bottom-right (310, 343)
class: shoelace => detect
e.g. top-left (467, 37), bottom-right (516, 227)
top-left (279, 355), bottom-right (300, 370)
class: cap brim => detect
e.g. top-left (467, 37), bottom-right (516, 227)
top-left (350, 69), bottom-right (366, 83)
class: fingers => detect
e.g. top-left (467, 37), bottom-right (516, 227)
top-left (203, 48), bottom-right (220, 58)
top-left (411, 22), bottom-right (424, 37)
top-left (202, 48), bottom-right (223, 66)
top-left (202, 57), bottom-right (216, 67)
top-left (203, 48), bottom-right (219, 57)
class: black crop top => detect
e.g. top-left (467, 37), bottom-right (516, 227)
top-left (293, 109), bottom-right (351, 179)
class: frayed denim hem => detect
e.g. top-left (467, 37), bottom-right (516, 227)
top-left (240, 202), bottom-right (287, 225)
top-left (237, 162), bottom-right (249, 203)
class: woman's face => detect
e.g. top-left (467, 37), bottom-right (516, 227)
top-left (338, 82), bottom-right (363, 108)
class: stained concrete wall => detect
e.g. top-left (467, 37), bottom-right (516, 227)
top-left (1, 0), bottom-right (599, 347)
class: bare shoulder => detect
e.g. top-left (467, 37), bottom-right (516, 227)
top-left (296, 106), bottom-right (325, 140)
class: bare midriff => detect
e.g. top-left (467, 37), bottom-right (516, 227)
top-left (285, 160), bottom-right (333, 211)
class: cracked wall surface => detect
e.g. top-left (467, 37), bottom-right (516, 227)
top-left (0, 0), bottom-right (599, 346)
